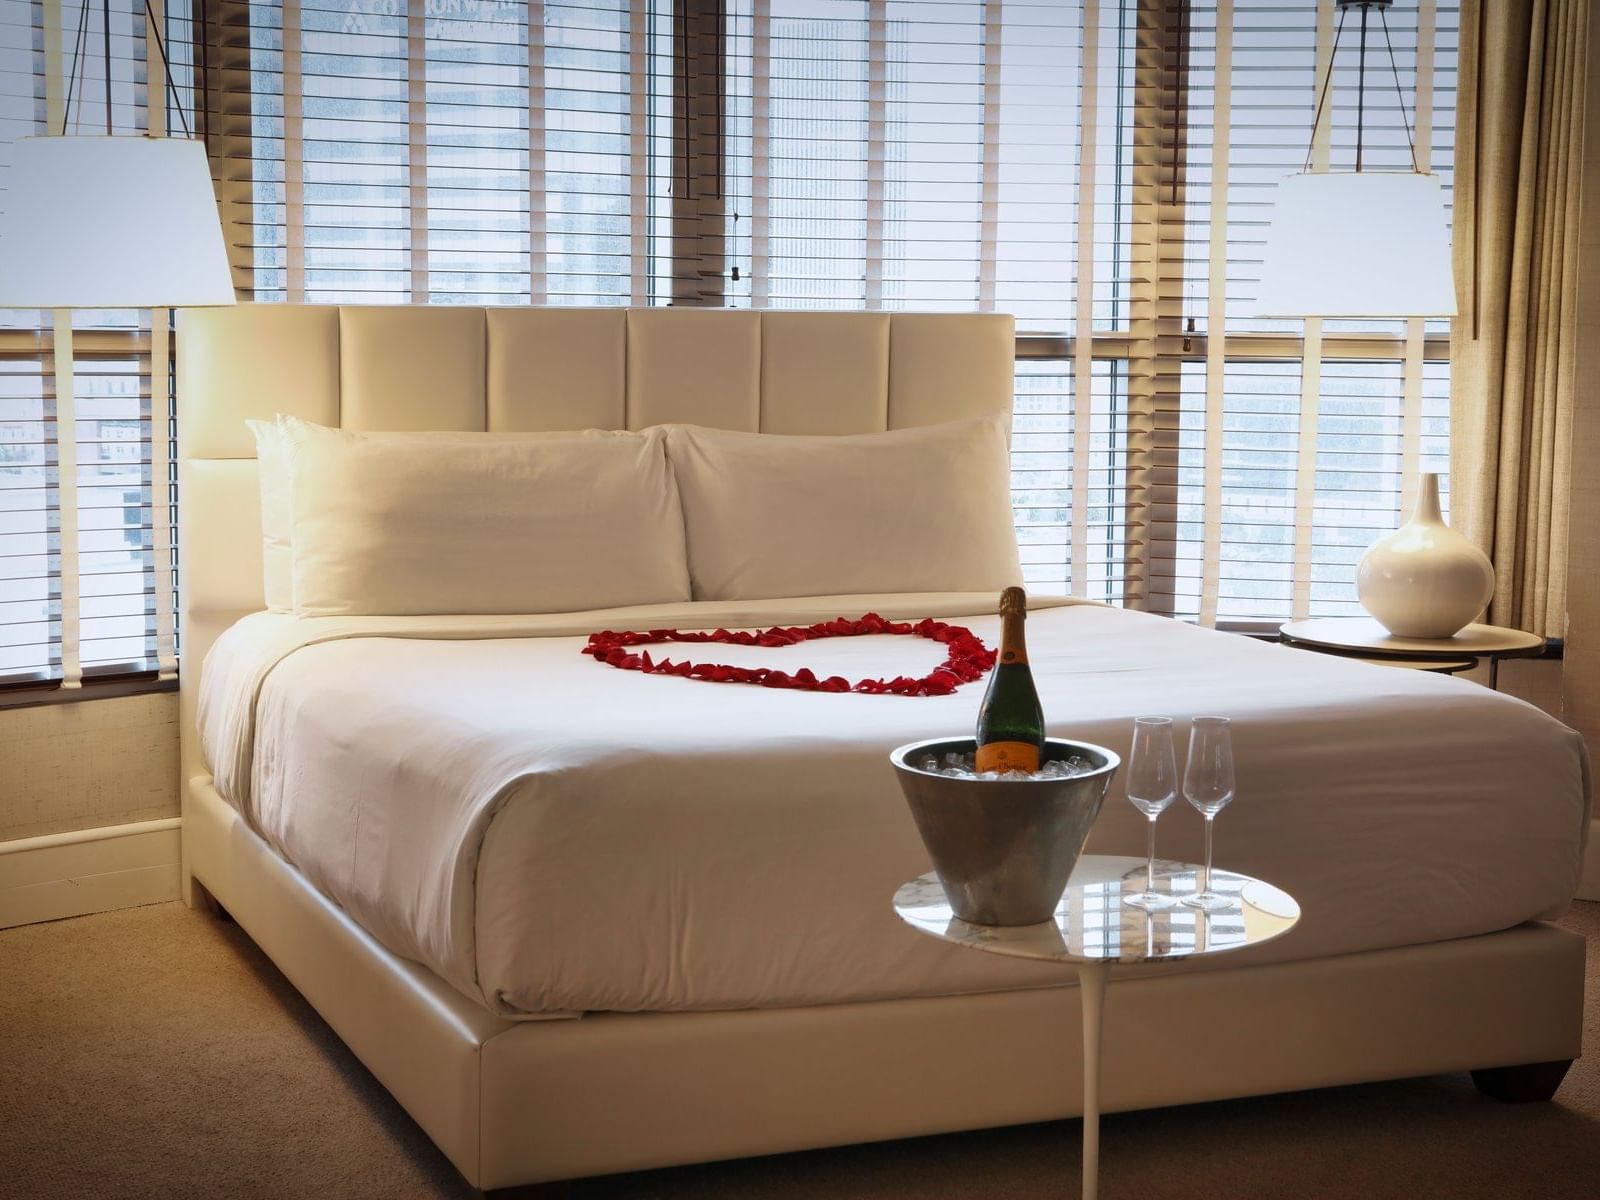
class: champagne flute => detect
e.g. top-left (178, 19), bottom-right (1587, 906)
top-left (1122, 717), bottom-right (1178, 910)
top-left (1180, 716), bottom-right (1235, 912)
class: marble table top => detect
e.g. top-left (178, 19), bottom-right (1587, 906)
top-left (893, 855), bottom-right (1301, 966)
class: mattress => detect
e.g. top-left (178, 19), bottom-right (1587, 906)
top-left (198, 593), bottom-right (1591, 1019)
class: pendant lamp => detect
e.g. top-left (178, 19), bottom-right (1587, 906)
top-left (0, 0), bottom-right (234, 309)
top-left (1254, 0), bottom-right (1455, 319)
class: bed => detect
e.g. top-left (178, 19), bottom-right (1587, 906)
top-left (177, 306), bottom-right (1589, 1192)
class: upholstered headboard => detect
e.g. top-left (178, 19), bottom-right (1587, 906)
top-left (174, 305), bottom-right (1015, 772)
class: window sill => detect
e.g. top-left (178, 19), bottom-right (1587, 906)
top-left (0, 673), bottom-right (179, 711)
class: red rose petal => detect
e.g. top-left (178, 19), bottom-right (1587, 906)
top-left (580, 615), bottom-right (996, 698)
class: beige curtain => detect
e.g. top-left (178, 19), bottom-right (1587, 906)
top-left (1451, 0), bottom-right (1589, 639)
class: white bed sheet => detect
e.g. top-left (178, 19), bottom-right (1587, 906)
top-left (198, 595), bottom-right (1591, 1019)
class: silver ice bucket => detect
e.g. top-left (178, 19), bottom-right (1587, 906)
top-left (890, 736), bottom-right (1121, 927)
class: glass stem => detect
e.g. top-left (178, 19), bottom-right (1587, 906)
top-left (1145, 815), bottom-right (1157, 892)
top-left (1203, 812), bottom-right (1214, 894)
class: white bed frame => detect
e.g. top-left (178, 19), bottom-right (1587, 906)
top-left (176, 305), bottom-right (1585, 1192)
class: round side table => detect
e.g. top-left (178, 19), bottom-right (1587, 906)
top-left (894, 855), bottom-right (1300, 1200)
top-left (1279, 616), bottom-right (1543, 690)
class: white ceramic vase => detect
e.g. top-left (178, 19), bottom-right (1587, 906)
top-left (1357, 473), bottom-right (1494, 639)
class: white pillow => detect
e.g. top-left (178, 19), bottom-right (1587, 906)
top-left (280, 417), bottom-right (691, 616)
top-left (246, 418), bottom-right (294, 612)
top-left (245, 418), bottom-right (640, 612)
top-left (665, 413), bottom-right (1022, 601)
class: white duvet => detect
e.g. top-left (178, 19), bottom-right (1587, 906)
top-left (198, 594), bottom-right (1591, 1019)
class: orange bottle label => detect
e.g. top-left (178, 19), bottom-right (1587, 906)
top-left (975, 741), bottom-right (1041, 774)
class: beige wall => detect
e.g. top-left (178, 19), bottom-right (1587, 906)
top-left (0, 694), bottom-right (179, 843)
top-left (1561, 8), bottom-right (1600, 755)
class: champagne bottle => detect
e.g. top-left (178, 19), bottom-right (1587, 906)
top-left (975, 586), bottom-right (1045, 774)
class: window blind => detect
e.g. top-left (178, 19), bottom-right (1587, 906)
top-left (718, 0), bottom-right (1139, 602)
top-left (227, 0), bottom-right (1144, 604)
top-left (220, 0), bottom-right (1459, 627)
top-left (0, 5), bottom-right (60, 682)
top-left (712, 0), bottom-right (1458, 620)
top-left (169, 0), bottom-right (1466, 662)
top-left (0, 0), bottom-right (177, 687)
top-left (239, 0), bottom-right (674, 305)
top-left (0, 0), bottom-right (1467, 694)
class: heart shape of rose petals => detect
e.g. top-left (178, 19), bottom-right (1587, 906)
top-left (580, 613), bottom-right (996, 697)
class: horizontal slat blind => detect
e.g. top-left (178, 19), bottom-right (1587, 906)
top-left (244, 0), bottom-right (672, 305)
top-left (74, 346), bottom-right (166, 673)
top-left (720, 0), bottom-right (1134, 601)
top-left (215, 0), bottom-right (1462, 629)
top-left (0, 1), bottom-right (58, 680)
top-left (0, 350), bottom-right (59, 681)
top-left (723, 0), bottom-right (1126, 332)
top-left (1013, 357), bottom-right (1128, 601)
top-left (1, 0), bottom-right (173, 686)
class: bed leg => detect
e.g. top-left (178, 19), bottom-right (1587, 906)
top-left (1470, 1059), bottom-right (1573, 1103)
top-left (186, 874), bottom-right (233, 923)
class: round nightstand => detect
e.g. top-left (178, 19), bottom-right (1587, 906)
top-left (1278, 616), bottom-right (1544, 689)
top-left (894, 856), bottom-right (1300, 1200)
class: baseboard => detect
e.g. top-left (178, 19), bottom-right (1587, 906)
top-left (0, 818), bottom-right (182, 929)
top-left (1578, 818), bottom-right (1600, 903)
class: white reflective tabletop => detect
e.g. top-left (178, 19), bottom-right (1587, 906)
top-left (894, 855), bottom-right (1301, 965)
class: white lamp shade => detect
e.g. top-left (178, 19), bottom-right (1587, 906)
top-left (1254, 171), bottom-right (1457, 319)
top-left (0, 135), bottom-right (235, 308)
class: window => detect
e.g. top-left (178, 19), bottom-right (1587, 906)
top-left (228, 0), bottom-right (1458, 631)
top-left (239, 0), bottom-right (676, 304)
top-left (0, 0), bottom-right (178, 688)
top-left (715, 0), bottom-right (1458, 622)
top-left (1, 0), bottom-right (1461, 690)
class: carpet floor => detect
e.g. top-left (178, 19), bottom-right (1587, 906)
top-left (2, 900), bottom-right (1596, 1200)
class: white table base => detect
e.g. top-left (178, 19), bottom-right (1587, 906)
top-left (893, 861), bottom-right (1301, 1200)
top-left (1077, 960), bottom-right (1110, 1200)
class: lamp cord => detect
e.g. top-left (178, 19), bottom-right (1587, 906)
top-left (101, 0), bottom-right (111, 135)
top-left (144, 0), bottom-right (193, 137)
top-left (1355, 1), bottom-right (1368, 171)
top-left (1302, 6), bottom-right (1347, 172)
top-left (1380, 6), bottom-right (1421, 172)
top-left (61, 0), bottom-right (91, 134)
top-left (57, 0), bottom-right (194, 139)
top-left (1301, 1), bottom-right (1421, 176)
